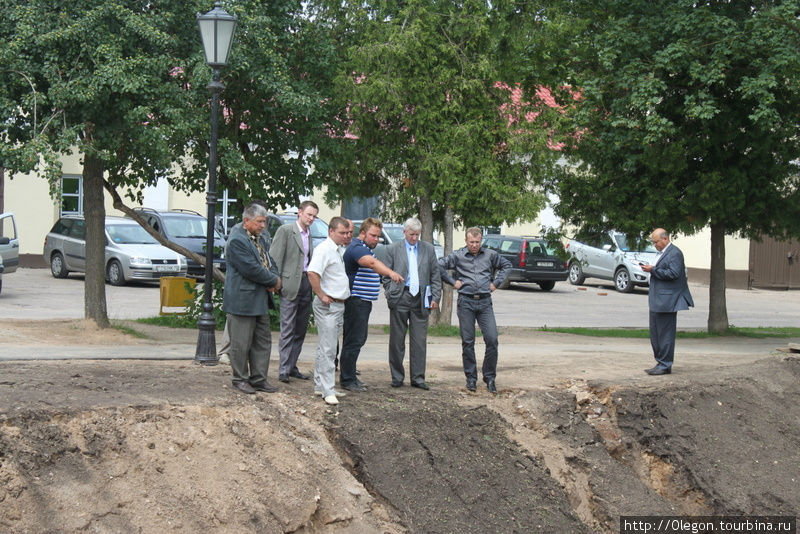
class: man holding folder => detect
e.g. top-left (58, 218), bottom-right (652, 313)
top-left (382, 217), bottom-right (441, 390)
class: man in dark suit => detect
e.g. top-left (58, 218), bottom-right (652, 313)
top-left (222, 202), bottom-right (281, 394)
top-left (641, 228), bottom-right (694, 375)
top-left (270, 200), bottom-right (318, 383)
top-left (382, 217), bottom-right (442, 389)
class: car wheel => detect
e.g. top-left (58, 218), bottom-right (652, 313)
top-left (50, 252), bottom-right (69, 278)
top-left (568, 262), bottom-right (585, 285)
top-left (615, 267), bottom-right (634, 293)
top-left (538, 280), bottom-right (556, 291)
top-left (107, 259), bottom-right (126, 286)
top-left (499, 277), bottom-right (511, 290)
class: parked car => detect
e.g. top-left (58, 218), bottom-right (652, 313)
top-left (43, 216), bottom-right (188, 285)
top-left (266, 212), bottom-right (329, 248)
top-left (0, 212), bottom-right (20, 295)
top-left (131, 208), bottom-right (226, 277)
top-left (566, 230), bottom-right (658, 292)
top-left (351, 220), bottom-right (444, 260)
top-left (481, 235), bottom-right (568, 291)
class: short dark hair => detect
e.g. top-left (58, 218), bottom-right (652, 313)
top-left (465, 227), bottom-right (483, 239)
top-left (329, 216), bottom-right (348, 231)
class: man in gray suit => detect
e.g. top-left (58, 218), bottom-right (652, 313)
top-left (271, 201), bottom-right (319, 383)
top-left (382, 217), bottom-right (442, 389)
top-left (641, 228), bottom-right (694, 375)
top-left (222, 202), bottom-right (282, 394)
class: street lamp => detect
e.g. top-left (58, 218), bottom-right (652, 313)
top-left (195, 1), bottom-right (237, 365)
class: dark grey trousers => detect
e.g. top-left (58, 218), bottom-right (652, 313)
top-left (388, 290), bottom-right (429, 385)
top-left (227, 313), bottom-right (272, 387)
top-left (649, 310), bottom-right (677, 369)
top-left (456, 296), bottom-right (499, 382)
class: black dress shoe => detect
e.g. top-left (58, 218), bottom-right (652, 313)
top-left (645, 366), bottom-right (671, 375)
top-left (355, 370), bottom-right (361, 376)
top-left (252, 382), bottom-right (279, 393)
top-left (411, 381), bottom-right (430, 390)
top-left (391, 381), bottom-right (403, 388)
top-left (278, 374), bottom-right (290, 383)
top-left (233, 381), bottom-right (256, 394)
top-left (466, 379), bottom-right (477, 392)
top-left (289, 369), bottom-right (310, 380)
top-left (486, 380), bottom-right (497, 393)
top-left (342, 382), bottom-right (367, 392)
top-left (355, 378), bottom-right (367, 388)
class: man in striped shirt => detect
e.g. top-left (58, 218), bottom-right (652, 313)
top-left (340, 218), bottom-right (404, 392)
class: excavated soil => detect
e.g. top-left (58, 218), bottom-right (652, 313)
top-left (0, 321), bottom-right (799, 533)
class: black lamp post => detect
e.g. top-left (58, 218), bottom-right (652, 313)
top-left (195, 1), bottom-right (237, 365)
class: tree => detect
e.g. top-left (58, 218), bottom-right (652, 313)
top-left (543, 1), bottom-right (800, 332)
top-left (316, 0), bottom-right (566, 324)
top-left (0, 0), bottom-right (338, 326)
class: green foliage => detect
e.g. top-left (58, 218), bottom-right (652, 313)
top-left (315, 0), bottom-right (561, 230)
top-left (184, 279), bottom-right (227, 330)
top-left (542, 1), bottom-right (800, 240)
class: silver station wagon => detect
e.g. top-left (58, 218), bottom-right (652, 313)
top-left (43, 216), bottom-right (188, 285)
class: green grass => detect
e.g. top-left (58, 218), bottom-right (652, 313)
top-left (111, 323), bottom-right (150, 339)
top-left (136, 315), bottom-right (208, 329)
top-left (539, 326), bottom-right (800, 339)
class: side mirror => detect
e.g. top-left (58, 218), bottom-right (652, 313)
top-left (602, 244), bottom-right (612, 251)
top-left (0, 237), bottom-right (9, 245)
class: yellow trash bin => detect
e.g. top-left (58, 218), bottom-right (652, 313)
top-left (159, 276), bottom-right (196, 315)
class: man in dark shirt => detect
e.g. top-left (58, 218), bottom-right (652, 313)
top-left (340, 218), bottom-right (403, 391)
top-left (438, 227), bottom-right (511, 393)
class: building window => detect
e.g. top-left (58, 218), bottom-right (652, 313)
top-left (61, 175), bottom-right (83, 215)
top-left (216, 189), bottom-right (239, 236)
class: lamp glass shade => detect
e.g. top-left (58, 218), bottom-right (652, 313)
top-left (197, 4), bottom-right (237, 67)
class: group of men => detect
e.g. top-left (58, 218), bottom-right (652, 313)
top-left (220, 201), bottom-right (694, 404)
top-left (220, 201), bottom-right (517, 405)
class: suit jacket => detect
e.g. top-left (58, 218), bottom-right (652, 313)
top-left (222, 224), bottom-right (279, 316)
top-left (270, 221), bottom-right (313, 301)
top-left (648, 244), bottom-right (694, 313)
top-left (382, 239), bottom-right (442, 311)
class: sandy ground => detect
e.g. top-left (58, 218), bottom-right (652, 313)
top-left (0, 320), bottom-right (798, 533)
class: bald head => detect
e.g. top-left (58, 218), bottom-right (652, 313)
top-left (650, 228), bottom-right (670, 251)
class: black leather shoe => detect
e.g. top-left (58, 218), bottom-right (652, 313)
top-left (342, 382), bottom-right (367, 392)
top-left (391, 381), bottom-right (403, 388)
top-left (486, 380), bottom-right (497, 393)
top-left (466, 379), bottom-right (477, 392)
top-left (252, 382), bottom-right (279, 393)
top-left (411, 381), bottom-right (430, 391)
top-left (289, 369), bottom-right (310, 380)
top-left (278, 374), bottom-right (290, 383)
top-left (355, 370), bottom-right (361, 376)
top-left (233, 381), bottom-right (256, 394)
top-left (645, 366), bottom-right (671, 375)
top-left (355, 378), bottom-right (367, 388)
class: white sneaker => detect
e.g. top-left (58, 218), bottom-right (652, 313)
top-left (324, 394), bottom-right (339, 405)
top-left (218, 353), bottom-right (230, 365)
top-left (315, 390), bottom-right (346, 397)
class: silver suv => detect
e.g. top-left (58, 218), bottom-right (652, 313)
top-left (43, 216), bottom-right (188, 285)
top-left (566, 230), bottom-right (658, 292)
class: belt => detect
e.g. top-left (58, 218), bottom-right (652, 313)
top-left (330, 298), bottom-right (345, 303)
top-left (462, 293), bottom-right (491, 300)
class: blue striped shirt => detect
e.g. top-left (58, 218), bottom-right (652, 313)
top-left (343, 239), bottom-right (381, 301)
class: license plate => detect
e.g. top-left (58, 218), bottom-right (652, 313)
top-left (156, 265), bottom-right (178, 272)
top-left (536, 261), bottom-right (554, 267)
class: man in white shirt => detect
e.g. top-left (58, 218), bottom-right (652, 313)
top-left (307, 217), bottom-right (351, 405)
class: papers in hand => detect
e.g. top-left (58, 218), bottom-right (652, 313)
top-left (424, 285), bottom-right (433, 308)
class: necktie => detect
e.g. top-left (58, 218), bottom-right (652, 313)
top-left (408, 245), bottom-right (419, 296)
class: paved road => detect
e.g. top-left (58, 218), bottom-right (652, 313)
top-left (2, 267), bottom-right (798, 329)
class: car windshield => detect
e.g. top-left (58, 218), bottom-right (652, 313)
top-left (310, 218), bottom-right (328, 239)
top-left (384, 226), bottom-right (404, 242)
top-left (107, 224), bottom-right (160, 245)
top-left (614, 233), bottom-right (657, 253)
top-left (163, 216), bottom-right (223, 239)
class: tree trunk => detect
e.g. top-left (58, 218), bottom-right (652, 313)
top-left (418, 194), bottom-right (434, 243)
top-left (83, 153), bottom-right (110, 328)
top-left (431, 204), bottom-right (454, 326)
top-left (707, 221), bottom-right (728, 333)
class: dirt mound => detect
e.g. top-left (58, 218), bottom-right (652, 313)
top-left (1, 355), bottom-right (799, 533)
